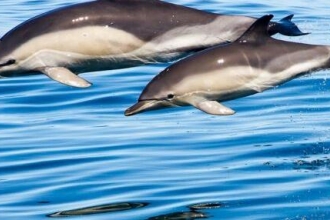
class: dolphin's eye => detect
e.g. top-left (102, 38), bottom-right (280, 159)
top-left (7, 59), bottom-right (16, 65)
top-left (167, 94), bottom-right (174, 99)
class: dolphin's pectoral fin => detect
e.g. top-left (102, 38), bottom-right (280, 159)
top-left (40, 67), bottom-right (92, 88)
top-left (195, 101), bottom-right (235, 115)
top-left (189, 99), bottom-right (235, 116)
top-left (184, 96), bottom-right (235, 115)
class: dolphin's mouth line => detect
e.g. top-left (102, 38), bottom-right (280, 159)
top-left (138, 98), bottom-right (169, 102)
top-left (0, 59), bottom-right (16, 67)
top-left (138, 99), bottom-right (179, 106)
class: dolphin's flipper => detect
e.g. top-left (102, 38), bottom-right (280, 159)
top-left (40, 67), bottom-right (92, 88)
top-left (268, 14), bottom-right (309, 36)
top-left (193, 100), bottom-right (235, 115)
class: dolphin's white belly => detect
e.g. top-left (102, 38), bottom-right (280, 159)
top-left (176, 67), bottom-right (270, 101)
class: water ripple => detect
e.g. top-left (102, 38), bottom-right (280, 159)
top-left (1, 0), bottom-right (330, 219)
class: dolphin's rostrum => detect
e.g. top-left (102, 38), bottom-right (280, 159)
top-left (0, 0), bottom-right (306, 88)
top-left (125, 14), bottom-right (330, 116)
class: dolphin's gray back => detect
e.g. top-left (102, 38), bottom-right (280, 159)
top-left (0, 0), bottom-right (217, 57)
top-left (162, 39), bottom-right (327, 78)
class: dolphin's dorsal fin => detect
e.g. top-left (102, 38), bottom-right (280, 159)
top-left (237, 14), bottom-right (274, 44)
top-left (40, 67), bottom-right (92, 88)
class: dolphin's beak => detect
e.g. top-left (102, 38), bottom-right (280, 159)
top-left (125, 100), bottom-right (173, 116)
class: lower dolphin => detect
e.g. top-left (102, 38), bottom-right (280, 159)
top-left (125, 14), bottom-right (330, 116)
top-left (0, 0), bottom-right (306, 88)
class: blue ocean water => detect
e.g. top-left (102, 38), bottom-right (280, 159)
top-left (1, 0), bottom-right (330, 219)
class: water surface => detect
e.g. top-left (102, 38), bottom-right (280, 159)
top-left (0, 0), bottom-right (330, 219)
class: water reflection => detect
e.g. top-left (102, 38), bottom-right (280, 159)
top-left (293, 159), bottom-right (330, 170)
top-left (48, 202), bottom-right (223, 219)
top-left (148, 203), bottom-right (223, 220)
top-left (149, 211), bottom-right (207, 220)
top-left (189, 203), bottom-right (224, 210)
top-left (48, 202), bottom-right (149, 217)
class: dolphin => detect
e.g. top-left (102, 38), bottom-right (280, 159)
top-left (0, 0), bottom-right (306, 88)
top-left (125, 14), bottom-right (330, 116)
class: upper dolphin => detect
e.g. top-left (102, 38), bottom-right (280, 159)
top-left (0, 0), bottom-right (306, 88)
top-left (125, 14), bottom-right (330, 116)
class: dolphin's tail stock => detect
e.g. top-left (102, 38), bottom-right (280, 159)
top-left (268, 14), bottom-right (309, 36)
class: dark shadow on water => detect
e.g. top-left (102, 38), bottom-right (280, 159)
top-left (148, 211), bottom-right (208, 220)
top-left (47, 201), bottom-right (223, 219)
top-left (148, 202), bottom-right (224, 220)
top-left (293, 159), bottom-right (330, 170)
top-left (38, 201), bottom-right (51, 204)
top-left (47, 202), bottom-right (149, 218)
